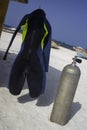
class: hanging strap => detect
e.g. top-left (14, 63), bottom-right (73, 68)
top-left (3, 28), bottom-right (19, 60)
top-left (3, 15), bottom-right (28, 60)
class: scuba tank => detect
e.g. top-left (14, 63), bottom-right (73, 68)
top-left (50, 56), bottom-right (82, 125)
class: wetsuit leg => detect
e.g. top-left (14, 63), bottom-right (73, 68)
top-left (26, 53), bottom-right (44, 98)
top-left (9, 53), bottom-right (26, 95)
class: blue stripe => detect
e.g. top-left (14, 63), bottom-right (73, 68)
top-left (37, 47), bottom-right (46, 94)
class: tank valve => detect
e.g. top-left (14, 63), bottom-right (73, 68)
top-left (72, 56), bottom-right (82, 64)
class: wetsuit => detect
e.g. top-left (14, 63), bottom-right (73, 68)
top-left (3, 9), bottom-right (51, 98)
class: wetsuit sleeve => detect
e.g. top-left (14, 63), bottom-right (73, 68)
top-left (43, 21), bottom-right (52, 72)
top-left (3, 14), bottom-right (29, 60)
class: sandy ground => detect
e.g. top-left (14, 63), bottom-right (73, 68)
top-left (0, 31), bottom-right (87, 130)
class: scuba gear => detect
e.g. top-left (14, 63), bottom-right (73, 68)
top-left (3, 9), bottom-right (51, 97)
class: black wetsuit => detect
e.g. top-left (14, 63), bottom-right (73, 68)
top-left (3, 9), bottom-right (51, 98)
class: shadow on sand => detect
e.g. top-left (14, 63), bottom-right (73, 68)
top-left (70, 102), bottom-right (81, 120)
top-left (0, 50), bottom-right (17, 87)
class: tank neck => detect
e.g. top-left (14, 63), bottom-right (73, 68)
top-left (71, 61), bottom-right (76, 66)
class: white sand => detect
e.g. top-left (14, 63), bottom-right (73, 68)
top-left (0, 31), bottom-right (87, 130)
